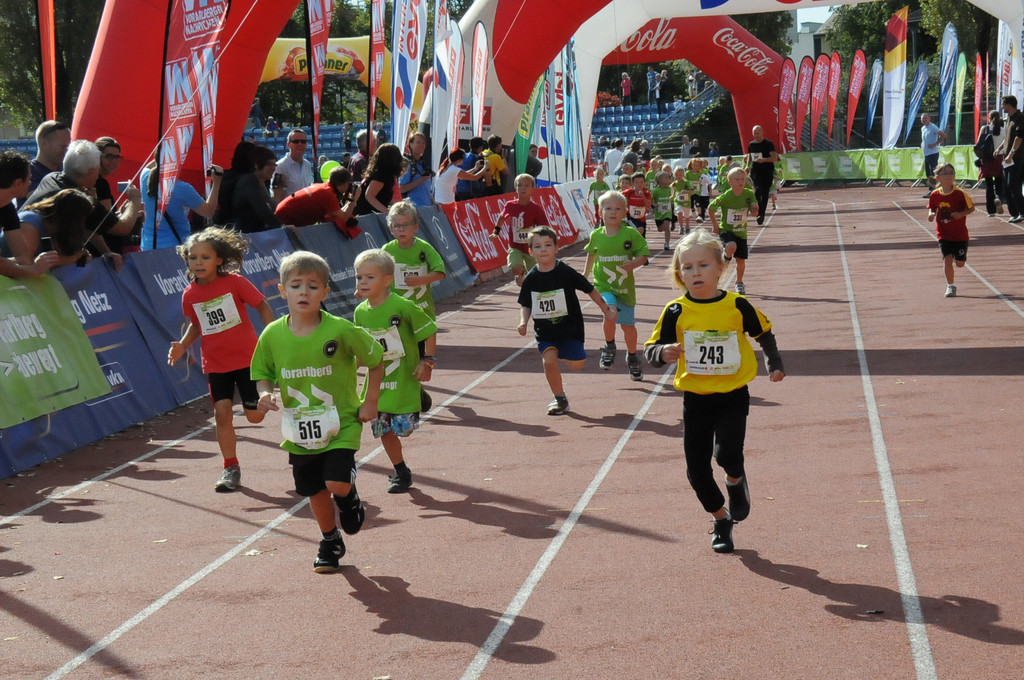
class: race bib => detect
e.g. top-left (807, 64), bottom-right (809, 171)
top-left (726, 208), bottom-right (747, 226)
top-left (281, 405), bottom-right (341, 450)
top-left (629, 205), bottom-right (645, 218)
top-left (683, 330), bottom-right (742, 375)
top-left (395, 263), bottom-right (427, 291)
top-left (531, 289), bottom-right (568, 320)
top-left (368, 326), bottom-right (406, 361)
top-left (656, 200), bottom-right (672, 215)
top-left (193, 294), bottom-right (242, 335)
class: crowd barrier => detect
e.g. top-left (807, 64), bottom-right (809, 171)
top-left (780, 145), bottom-right (977, 182)
top-left (0, 184), bottom-right (590, 478)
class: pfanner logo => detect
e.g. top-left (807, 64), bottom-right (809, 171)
top-left (619, 19), bottom-right (676, 54)
top-left (712, 28), bottom-right (774, 76)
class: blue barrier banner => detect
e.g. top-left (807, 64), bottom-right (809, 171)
top-left (414, 205), bottom-right (478, 298)
top-left (242, 228), bottom-right (295, 319)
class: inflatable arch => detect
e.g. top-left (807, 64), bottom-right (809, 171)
top-left (74, 0), bottom-right (1023, 187)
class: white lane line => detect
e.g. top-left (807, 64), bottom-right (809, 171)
top-left (460, 367), bottom-right (675, 680)
top-left (892, 200), bottom-right (1024, 321)
top-left (830, 200), bottom-right (937, 680)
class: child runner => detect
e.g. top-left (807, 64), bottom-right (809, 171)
top-left (517, 227), bottom-right (617, 415)
top-left (353, 249), bottom-right (437, 492)
top-left (584, 190), bottom-right (650, 381)
top-left (686, 158), bottom-right (711, 223)
top-left (490, 173), bottom-right (547, 287)
top-left (168, 227), bottom-right (274, 492)
top-left (770, 162), bottom-right (783, 210)
top-left (588, 168), bottom-right (612, 228)
top-left (644, 229), bottom-right (784, 553)
top-left (926, 163), bottom-right (975, 297)
top-left (672, 166), bottom-right (694, 235)
top-left (623, 173), bottom-right (652, 237)
top-left (617, 174), bottom-right (633, 193)
top-left (252, 252), bottom-right (384, 573)
top-left (381, 200), bottom-right (446, 411)
top-left (708, 166), bottom-right (758, 296)
top-left (644, 156), bottom-right (663, 185)
top-left (650, 170), bottom-right (675, 251)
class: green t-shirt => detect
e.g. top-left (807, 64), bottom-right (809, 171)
top-left (709, 187), bottom-right (757, 238)
top-left (588, 180), bottom-right (611, 204)
top-left (250, 312), bottom-right (384, 455)
top-left (382, 236), bottom-right (446, 320)
top-left (650, 186), bottom-right (674, 220)
top-left (645, 169), bottom-right (657, 184)
top-left (353, 293), bottom-right (437, 414)
top-left (671, 179), bottom-right (693, 206)
top-left (583, 224), bottom-right (650, 306)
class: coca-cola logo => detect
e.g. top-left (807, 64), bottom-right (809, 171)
top-left (619, 19), bottom-right (676, 53)
top-left (712, 28), bottom-right (774, 76)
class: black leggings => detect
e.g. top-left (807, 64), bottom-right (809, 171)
top-left (682, 386), bottom-right (749, 513)
top-left (690, 194), bottom-right (709, 219)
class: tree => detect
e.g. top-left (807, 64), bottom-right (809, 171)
top-left (919, 0), bottom-right (998, 63)
top-left (734, 12), bottom-right (793, 57)
top-left (825, 1), bottom-right (929, 64)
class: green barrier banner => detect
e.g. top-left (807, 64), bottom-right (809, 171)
top-left (781, 146), bottom-right (976, 181)
top-left (0, 275), bottom-right (109, 428)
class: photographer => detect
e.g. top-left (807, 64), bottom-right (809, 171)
top-left (141, 159), bottom-right (222, 249)
top-left (275, 165), bottom-right (363, 237)
top-left (435, 149), bottom-right (489, 204)
top-left (399, 131), bottom-right (435, 207)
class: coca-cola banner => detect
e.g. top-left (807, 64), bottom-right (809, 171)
top-left (826, 52), bottom-right (841, 144)
top-left (846, 50), bottom-right (866, 147)
top-left (777, 58), bottom-right (797, 154)
top-left (603, 16), bottom-right (781, 155)
top-left (809, 54), bottom-right (830, 150)
top-left (471, 22), bottom-right (489, 137)
top-left (795, 56), bottom-right (814, 152)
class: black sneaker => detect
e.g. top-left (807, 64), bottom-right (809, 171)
top-left (420, 387), bottom-right (433, 413)
top-left (726, 476), bottom-right (750, 522)
top-left (547, 395), bottom-right (570, 415)
top-left (313, 537), bottom-right (346, 573)
top-left (335, 490), bottom-right (365, 535)
top-left (387, 471), bottom-right (413, 494)
top-left (711, 518), bottom-right (734, 553)
top-left (599, 344), bottom-right (616, 370)
top-left (626, 353), bottom-right (643, 381)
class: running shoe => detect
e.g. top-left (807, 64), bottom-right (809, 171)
top-left (626, 354), bottom-right (643, 382)
top-left (711, 518), bottom-right (734, 554)
top-left (736, 281), bottom-right (746, 295)
top-left (945, 284), bottom-right (956, 298)
top-left (214, 465), bottom-right (240, 493)
top-left (387, 471), bottom-right (413, 494)
top-left (313, 537), bottom-right (346, 573)
top-left (547, 395), bottom-right (570, 416)
top-left (335, 489), bottom-right (365, 535)
top-left (599, 344), bottom-right (616, 370)
top-left (726, 476), bottom-right (750, 522)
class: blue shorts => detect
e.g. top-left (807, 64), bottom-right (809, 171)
top-left (538, 338), bottom-right (587, 362)
top-left (600, 292), bottom-right (636, 326)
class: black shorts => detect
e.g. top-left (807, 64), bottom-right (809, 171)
top-left (939, 239), bottom-right (968, 261)
top-left (627, 216), bottom-right (646, 234)
top-left (208, 368), bottom-right (259, 409)
top-left (720, 232), bottom-right (749, 259)
top-left (655, 218), bottom-right (672, 230)
top-left (289, 448), bottom-right (357, 497)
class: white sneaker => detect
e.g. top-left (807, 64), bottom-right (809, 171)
top-left (944, 284), bottom-right (956, 298)
top-left (736, 281), bottom-right (746, 295)
top-left (215, 465), bottom-right (241, 492)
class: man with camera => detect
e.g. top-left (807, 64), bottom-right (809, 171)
top-left (274, 165), bottom-right (362, 238)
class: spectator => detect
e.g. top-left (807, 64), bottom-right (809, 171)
top-left (640, 140), bottom-right (651, 165)
top-left (604, 138), bottom-right (624, 178)
top-left (919, 113), bottom-right (945, 196)
top-left (456, 136), bottom-right (490, 200)
top-left (689, 138), bottom-right (703, 157)
top-left (354, 142), bottom-right (404, 215)
top-left (435, 149), bottom-right (489, 204)
top-left (4, 188), bottom-right (96, 268)
top-left (0, 150), bottom-right (58, 277)
top-left (617, 139), bottom-right (641, 175)
top-left (213, 141), bottom-right (256, 225)
top-left (654, 71), bottom-right (668, 116)
top-left (276, 128), bottom-right (313, 195)
top-left (680, 135), bottom-right (691, 159)
top-left (978, 109), bottom-right (1006, 217)
top-left (998, 95), bottom-right (1024, 223)
top-left (349, 129), bottom-right (370, 183)
top-left (646, 66), bottom-right (657, 106)
top-left (275, 166), bottom-right (362, 236)
top-left (316, 155), bottom-right (329, 181)
top-left (481, 134), bottom-right (509, 195)
top-left (621, 71), bottom-right (633, 107)
top-left (673, 96), bottom-right (683, 113)
top-left (375, 122), bottom-right (389, 145)
top-left (94, 136), bottom-right (137, 253)
top-left (25, 139), bottom-right (141, 269)
top-left (248, 97), bottom-right (264, 129)
top-left (233, 146), bottom-right (284, 232)
top-left (264, 116), bottom-right (279, 139)
top-left (23, 120), bottom-right (71, 204)
top-left (343, 121), bottom-right (354, 151)
top-left (399, 131), bottom-right (434, 207)
top-left (526, 144), bottom-right (543, 179)
top-left (140, 160), bottom-right (223, 249)
top-left (707, 141), bottom-right (720, 158)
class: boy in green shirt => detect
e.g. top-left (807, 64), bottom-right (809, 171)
top-left (708, 166), bottom-right (758, 295)
top-left (584, 190), bottom-right (650, 381)
top-left (353, 249), bottom-right (438, 494)
top-left (587, 168), bottom-right (611, 228)
top-left (252, 252), bottom-right (384, 573)
top-left (671, 166), bottom-right (694, 235)
top-left (650, 170), bottom-right (675, 251)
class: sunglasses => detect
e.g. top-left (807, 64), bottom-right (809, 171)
top-left (290, 139), bottom-right (308, 145)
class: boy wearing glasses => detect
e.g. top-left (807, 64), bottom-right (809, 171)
top-left (276, 128), bottom-right (313, 195)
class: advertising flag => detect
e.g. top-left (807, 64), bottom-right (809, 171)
top-left (882, 7), bottom-right (908, 150)
top-left (157, 0), bottom-right (230, 227)
top-left (446, 19), bottom-right (465, 151)
top-left (391, 0), bottom-right (427, 145)
top-left (954, 52), bottom-right (967, 144)
top-left (369, 0), bottom-right (385, 144)
top-left (777, 58), bottom-right (797, 154)
top-left (904, 61), bottom-right (929, 144)
top-left (975, 54), bottom-right (983, 141)
top-left (846, 50), bottom-right (866, 146)
top-left (430, 0), bottom-right (451, 171)
top-left (305, 0), bottom-right (334, 164)
top-left (809, 54), bottom-right (830, 149)
top-left (866, 58), bottom-right (884, 137)
top-left (826, 52), bottom-right (841, 144)
top-left (938, 23), bottom-right (958, 132)
top-left (998, 21), bottom-right (1011, 100)
top-left (516, 75), bottom-right (545, 174)
top-left (795, 56), bottom-right (815, 152)
top-left (471, 22), bottom-right (489, 138)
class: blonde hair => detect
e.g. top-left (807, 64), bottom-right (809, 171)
top-left (727, 166), bottom-right (747, 180)
top-left (354, 248), bottom-right (395, 277)
top-left (514, 173), bottom-right (536, 188)
top-left (177, 226), bottom-right (249, 279)
top-left (279, 250), bottom-right (330, 286)
top-left (669, 229), bottom-right (727, 291)
top-left (598, 190), bottom-right (627, 210)
top-left (386, 199), bottom-right (418, 228)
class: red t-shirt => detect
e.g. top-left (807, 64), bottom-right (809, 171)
top-left (499, 200), bottom-right (547, 253)
top-left (622, 188), bottom-right (651, 222)
top-left (928, 187), bottom-right (972, 241)
top-left (274, 183), bottom-right (341, 227)
top-left (182, 273), bottom-right (264, 374)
